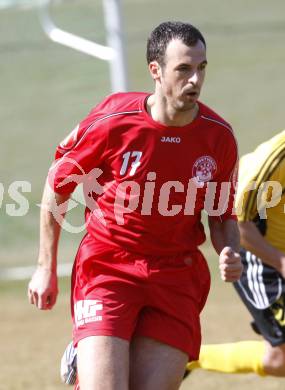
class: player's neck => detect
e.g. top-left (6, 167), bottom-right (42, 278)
top-left (146, 94), bottom-right (199, 127)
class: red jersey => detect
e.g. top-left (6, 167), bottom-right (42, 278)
top-left (48, 92), bottom-right (238, 256)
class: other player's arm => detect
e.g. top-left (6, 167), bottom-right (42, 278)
top-left (28, 180), bottom-right (70, 310)
top-left (239, 220), bottom-right (285, 278)
top-left (208, 217), bottom-right (243, 282)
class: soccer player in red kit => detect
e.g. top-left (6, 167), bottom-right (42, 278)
top-left (28, 21), bottom-right (243, 390)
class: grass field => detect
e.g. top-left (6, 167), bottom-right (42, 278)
top-left (1, 0), bottom-right (285, 388)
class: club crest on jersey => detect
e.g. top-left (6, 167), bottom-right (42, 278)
top-left (161, 136), bottom-right (181, 143)
top-left (60, 124), bottom-right (80, 150)
top-left (192, 156), bottom-right (217, 184)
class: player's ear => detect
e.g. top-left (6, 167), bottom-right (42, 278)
top-left (148, 61), bottom-right (162, 81)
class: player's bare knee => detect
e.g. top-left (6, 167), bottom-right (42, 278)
top-left (130, 374), bottom-right (183, 390)
top-left (77, 336), bottom-right (129, 389)
top-left (130, 337), bottom-right (187, 390)
top-left (264, 345), bottom-right (285, 376)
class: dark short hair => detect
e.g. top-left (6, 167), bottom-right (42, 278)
top-left (146, 21), bottom-right (206, 66)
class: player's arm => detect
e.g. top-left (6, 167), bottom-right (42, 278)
top-left (208, 217), bottom-right (243, 282)
top-left (28, 180), bottom-right (70, 310)
top-left (239, 220), bottom-right (285, 278)
top-left (28, 107), bottom-right (109, 310)
top-left (206, 129), bottom-right (242, 281)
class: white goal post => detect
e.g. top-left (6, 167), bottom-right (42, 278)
top-left (38, 0), bottom-right (128, 92)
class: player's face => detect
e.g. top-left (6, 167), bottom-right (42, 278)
top-left (158, 39), bottom-right (207, 112)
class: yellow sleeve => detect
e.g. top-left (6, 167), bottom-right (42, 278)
top-left (236, 153), bottom-right (285, 222)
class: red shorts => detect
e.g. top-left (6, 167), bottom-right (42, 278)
top-left (71, 234), bottom-right (210, 360)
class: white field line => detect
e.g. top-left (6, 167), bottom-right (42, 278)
top-left (0, 263), bottom-right (73, 281)
top-left (0, 0), bottom-right (42, 10)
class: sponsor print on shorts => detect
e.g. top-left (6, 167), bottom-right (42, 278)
top-left (74, 300), bottom-right (103, 327)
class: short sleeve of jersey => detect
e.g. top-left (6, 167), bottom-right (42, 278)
top-left (48, 107), bottom-right (109, 194)
top-left (209, 133), bottom-right (239, 222)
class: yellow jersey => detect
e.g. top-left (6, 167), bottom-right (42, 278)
top-left (236, 130), bottom-right (285, 253)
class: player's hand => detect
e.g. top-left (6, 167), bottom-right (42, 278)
top-left (219, 246), bottom-right (243, 282)
top-left (28, 266), bottom-right (58, 310)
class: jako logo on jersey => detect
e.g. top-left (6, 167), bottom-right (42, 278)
top-left (74, 300), bottom-right (103, 327)
top-left (192, 156), bottom-right (217, 183)
top-left (161, 136), bottom-right (181, 143)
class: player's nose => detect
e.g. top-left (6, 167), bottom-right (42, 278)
top-left (188, 71), bottom-right (200, 85)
